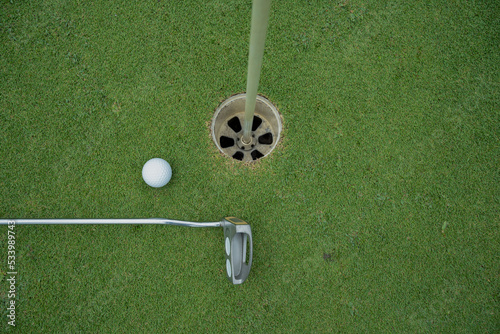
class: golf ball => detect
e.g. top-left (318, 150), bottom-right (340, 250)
top-left (142, 158), bottom-right (172, 188)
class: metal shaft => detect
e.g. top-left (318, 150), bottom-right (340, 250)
top-left (242, 0), bottom-right (272, 144)
top-left (0, 219), bottom-right (221, 227)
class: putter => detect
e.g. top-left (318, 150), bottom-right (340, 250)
top-left (0, 217), bottom-right (253, 284)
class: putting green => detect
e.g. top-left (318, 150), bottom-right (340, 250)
top-left (0, 0), bottom-right (498, 332)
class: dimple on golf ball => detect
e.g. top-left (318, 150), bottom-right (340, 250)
top-left (142, 158), bottom-right (172, 188)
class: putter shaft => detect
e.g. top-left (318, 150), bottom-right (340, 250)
top-left (0, 219), bottom-right (221, 227)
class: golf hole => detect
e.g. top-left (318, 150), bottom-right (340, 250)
top-left (212, 94), bottom-right (282, 162)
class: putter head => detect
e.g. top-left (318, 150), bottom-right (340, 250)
top-left (222, 217), bottom-right (253, 284)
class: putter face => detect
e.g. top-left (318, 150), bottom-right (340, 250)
top-left (222, 217), bottom-right (253, 284)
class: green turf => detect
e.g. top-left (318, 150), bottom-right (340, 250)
top-left (1, 0), bottom-right (498, 332)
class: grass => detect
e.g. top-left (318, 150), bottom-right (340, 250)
top-left (1, 0), bottom-right (498, 332)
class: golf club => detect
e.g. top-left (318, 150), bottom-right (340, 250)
top-left (0, 216), bottom-right (252, 284)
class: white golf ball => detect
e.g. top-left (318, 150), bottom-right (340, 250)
top-left (142, 158), bottom-right (172, 188)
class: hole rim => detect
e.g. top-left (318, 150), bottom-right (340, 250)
top-left (211, 93), bottom-right (283, 162)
